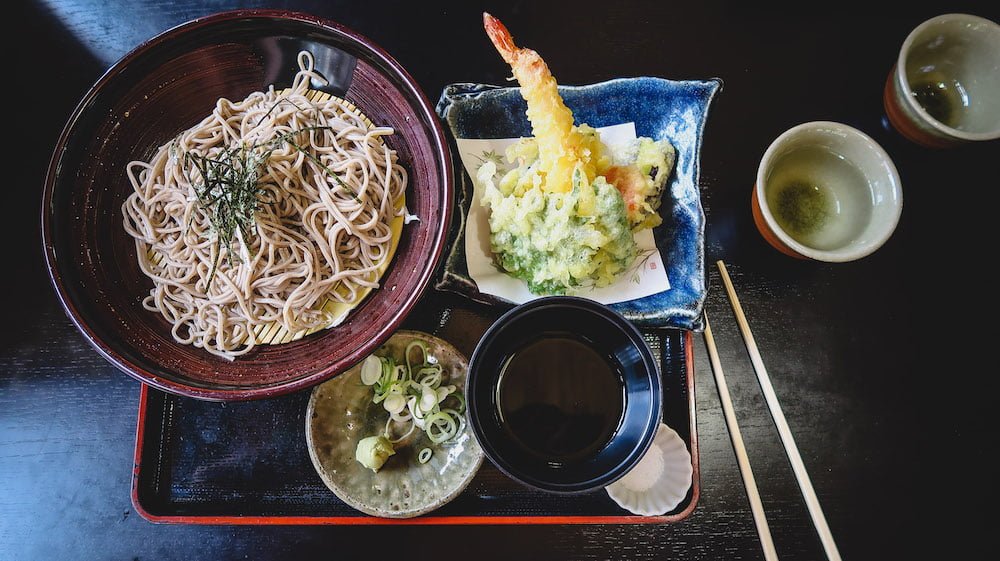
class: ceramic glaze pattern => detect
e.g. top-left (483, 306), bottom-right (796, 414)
top-left (435, 78), bottom-right (720, 330)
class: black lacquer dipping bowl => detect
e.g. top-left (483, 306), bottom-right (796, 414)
top-left (467, 297), bottom-right (662, 494)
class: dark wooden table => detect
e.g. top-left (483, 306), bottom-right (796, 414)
top-left (5, 1), bottom-right (996, 559)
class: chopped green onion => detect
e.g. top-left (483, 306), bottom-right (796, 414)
top-left (387, 418), bottom-right (417, 444)
top-left (418, 448), bottom-right (432, 464)
top-left (425, 411), bottom-right (458, 444)
top-left (418, 371), bottom-right (442, 388)
top-left (435, 386), bottom-right (452, 404)
top-left (445, 392), bottom-right (466, 414)
top-left (420, 387), bottom-right (439, 412)
top-left (384, 393), bottom-right (406, 414)
top-left (404, 341), bottom-right (429, 375)
top-left (355, 337), bottom-right (464, 471)
top-left (360, 355), bottom-right (381, 385)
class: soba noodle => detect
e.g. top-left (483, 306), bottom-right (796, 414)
top-left (122, 51), bottom-right (408, 360)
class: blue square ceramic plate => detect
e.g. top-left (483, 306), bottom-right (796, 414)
top-left (435, 78), bottom-right (720, 330)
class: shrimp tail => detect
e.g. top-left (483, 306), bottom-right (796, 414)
top-left (483, 12), bottom-right (518, 64)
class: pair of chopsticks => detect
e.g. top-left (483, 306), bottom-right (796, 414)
top-left (703, 260), bottom-right (842, 561)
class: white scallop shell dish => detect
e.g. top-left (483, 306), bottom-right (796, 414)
top-left (606, 423), bottom-right (692, 516)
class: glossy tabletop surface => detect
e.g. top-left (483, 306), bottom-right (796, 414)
top-left (4, 1), bottom-right (997, 559)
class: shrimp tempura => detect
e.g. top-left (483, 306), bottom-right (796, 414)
top-left (483, 13), bottom-right (609, 214)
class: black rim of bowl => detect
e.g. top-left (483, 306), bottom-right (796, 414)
top-left (467, 296), bottom-right (662, 494)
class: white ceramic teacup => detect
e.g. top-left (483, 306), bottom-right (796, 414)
top-left (752, 122), bottom-right (902, 262)
top-left (884, 13), bottom-right (1000, 147)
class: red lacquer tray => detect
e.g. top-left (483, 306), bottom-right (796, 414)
top-left (131, 294), bottom-right (699, 524)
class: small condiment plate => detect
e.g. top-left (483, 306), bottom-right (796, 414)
top-left (305, 330), bottom-right (484, 518)
top-left (605, 423), bottom-right (692, 516)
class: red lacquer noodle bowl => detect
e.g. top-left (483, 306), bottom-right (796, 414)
top-left (41, 10), bottom-right (453, 400)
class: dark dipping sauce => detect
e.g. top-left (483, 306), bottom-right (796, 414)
top-left (496, 335), bottom-right (626, 463)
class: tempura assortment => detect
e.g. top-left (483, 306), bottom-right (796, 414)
top-left (478, 14), bottom-right (676, 295)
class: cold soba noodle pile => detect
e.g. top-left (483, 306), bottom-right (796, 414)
top-left (123, 52), bottom-right (408, 360)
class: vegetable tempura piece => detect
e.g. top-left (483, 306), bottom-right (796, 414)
top-left (606, 138), bottom-right (677, 229)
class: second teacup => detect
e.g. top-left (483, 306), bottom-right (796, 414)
top-left (884, 13), bottom-right (1000, 148)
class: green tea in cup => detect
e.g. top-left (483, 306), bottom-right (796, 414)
top-left (752, 122), bottom-right (902, 262)
top-left (885, 13), bottom-right (1000, 147)
top-left (764, 145), bottom-right (873, 251)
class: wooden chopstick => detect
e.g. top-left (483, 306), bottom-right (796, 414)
top-left (716, 260), bottom-right (843, 561)
top-left (703, 313), bottom-right (779, 561)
